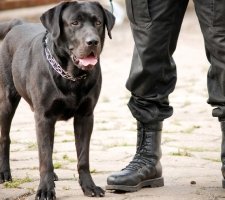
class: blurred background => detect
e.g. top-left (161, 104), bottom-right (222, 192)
top-left (0, 0), bottom-right (59, 10)
top-left (0, 0), bottom-right (194, 21)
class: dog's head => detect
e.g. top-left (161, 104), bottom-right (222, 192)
top-left (40, 1), bottom-right (115, 71)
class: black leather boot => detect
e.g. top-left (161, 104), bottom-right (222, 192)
top-left (221, 121), bottom-right (225, 188)
top-left (106, 121), bottom-right (164, 192)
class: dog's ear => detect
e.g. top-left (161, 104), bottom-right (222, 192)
top-left (40, 2), bottom-right (69, 40)
top-left (103, 8), bottom-right (116, 39)
top-left (96, 3), bottom-right (115, 39)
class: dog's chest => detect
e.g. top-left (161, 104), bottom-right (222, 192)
top-left (45, 95), bottom-right (76, 120)
top-left (56, 106), bottom-right (76, 121)
top-left (45, 91), bottom-right (91, 121)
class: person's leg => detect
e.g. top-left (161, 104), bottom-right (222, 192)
top-left (106, 0), bottom-right (189, 192)
top-left (194, 0), bottom-right (225, 188)
top-left (126, 0), bottom-right (188, 123)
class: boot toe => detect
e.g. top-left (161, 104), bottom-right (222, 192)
top-left (107, 174), bottom-right (117, 185)
top-left (107, 170), bottom-right (137, 186)
top-left (107, 171), bottom-right (126, 185)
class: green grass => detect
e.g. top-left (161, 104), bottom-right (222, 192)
top-left (54, 132), bottom-right (61, 137)
top-left (27, 143), bottom-right (38, 151)
top-left (162, 129), bottom-right (177, 134)
top-left (54, 162), bottom-right (62, 169)
top-left (182, 100), bottom-right (191, 107)
top-left (90, 168), bottom-right (97, 174)
top-left (97, 126), bottom-right (110, 131)
top-left (11, 140), bottom-right (18, 144)
top-left (62, 154), bottom-right (76, 163)
top-left (3, 177), bottom-right (32, 188)
top-left (101, 96), bottom-right (110, 103)
top-left (65, 131), bottom-right (74, 136)
top-left (203, 157), bottom-right (220, 163)
top-left (62, 139), bottom-right (74, 143)
top-left (63, 186), bottom-right (71, 190)
top-left (183, 146), bottom-right (220, 152)
top-left (105, 142), bottom-right (135, 148)
top-left (170, 148), bottom-right (192, 157)
top-left (181, 125), bottom-right (200, 134)
top-left (162, 137), bottom-right (176, 144)
top-left (63, 154), bottom-right (69, 160)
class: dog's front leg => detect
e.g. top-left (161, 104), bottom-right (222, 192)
top-left (74, 114), bottom-right (105, 197)
top-left (34, 114), bottom-right (56, 200)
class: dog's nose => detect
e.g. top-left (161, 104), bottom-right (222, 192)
top-left (86, 38), bottom-right (99, 46)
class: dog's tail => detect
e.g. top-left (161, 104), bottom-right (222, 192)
top-left (0, 19), bottom-right (23, 40)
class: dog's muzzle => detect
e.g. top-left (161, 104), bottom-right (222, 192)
top-left (71, 54), bottom-right (98, 71)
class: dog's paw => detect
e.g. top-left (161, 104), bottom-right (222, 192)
top-left (35, 173), bottom-right (56, 200)
top-left (79, 174), bottom-right (105, 197)
top-left (82, 184), bottom-right (105, 197)
top-left (35, 189), bottom-right (56, 200)
top-left (0, 170), bottom-right (12, 183)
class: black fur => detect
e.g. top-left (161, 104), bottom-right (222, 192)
top-left (0, 1), bottom-right (115, 199)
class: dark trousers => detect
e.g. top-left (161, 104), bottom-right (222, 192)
top-left (125, 0), bottom-right (225, 123)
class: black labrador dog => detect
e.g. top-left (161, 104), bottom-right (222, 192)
top-left (0, 1), bottom-right (115, 199)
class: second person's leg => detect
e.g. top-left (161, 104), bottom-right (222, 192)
top-left (194, 0), bottom-right (225, 188)
top-left (107, 0), bottom-right (189, 192)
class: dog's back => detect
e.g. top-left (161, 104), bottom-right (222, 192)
top-left (0, 19), bottom-right (23, 40)
top-left (0, 19), bottom-right (45, 103)
top-left (0, 20), bottom-right (45, 76)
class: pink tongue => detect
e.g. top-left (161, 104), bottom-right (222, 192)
top-left (79, 56), bottom-right (98, 67)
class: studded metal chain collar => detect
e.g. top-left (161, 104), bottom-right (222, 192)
top-left (43, 33), bottom-right (87, 82)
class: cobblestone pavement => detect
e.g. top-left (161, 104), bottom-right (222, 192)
top-left (0, 3), bottom-right (225, 200)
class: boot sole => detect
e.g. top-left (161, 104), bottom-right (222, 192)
top-left (106, 177), bottom-right (164, 192)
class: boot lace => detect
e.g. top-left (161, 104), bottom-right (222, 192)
top-left (123, 153), bottom-right (155, 171)
top-left (122, 124), bottom-right (157, 171)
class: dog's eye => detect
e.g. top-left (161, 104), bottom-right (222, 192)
top-left (71, 21), bottom-right (80, 26)
top-left (95, 21), bottom-right (102, 26)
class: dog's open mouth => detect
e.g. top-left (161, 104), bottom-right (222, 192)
top-left (72, 52), bottom-right (98, 71)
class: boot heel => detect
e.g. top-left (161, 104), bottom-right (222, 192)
top-left (222, 179), bottom-right (225, 188)
top-left (151, 177), bottom-right (164, 187)
top-left (143, 177), bottom-right (164, 188)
